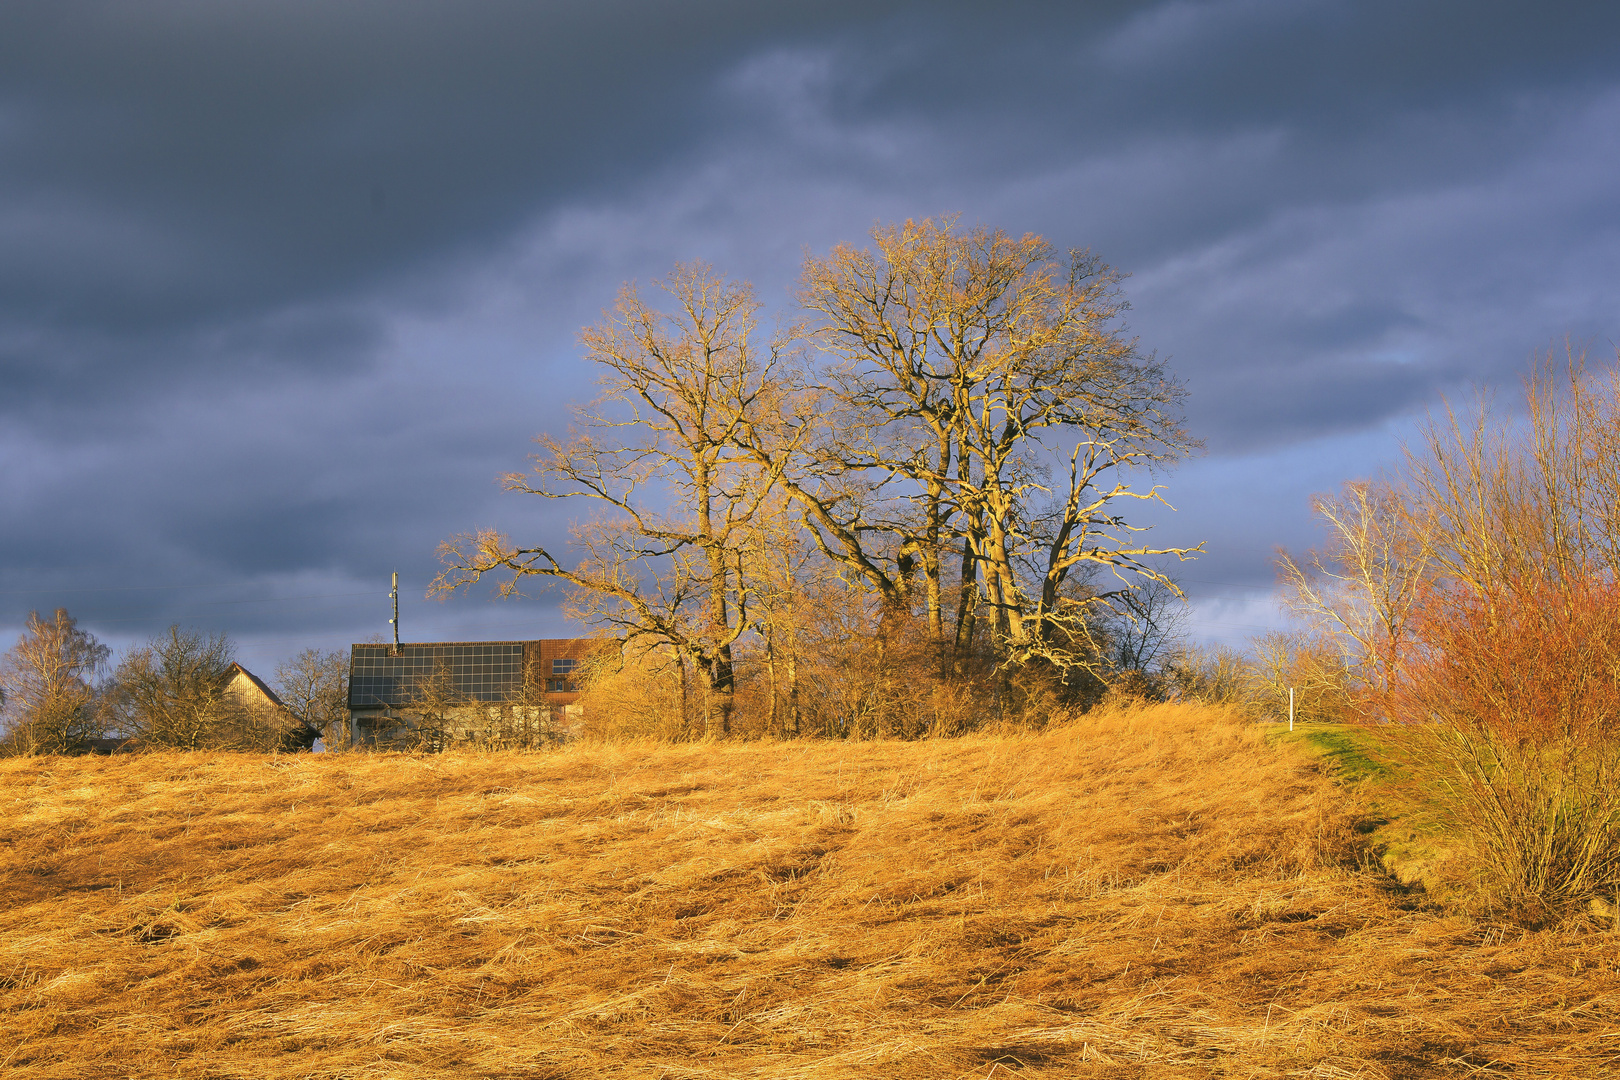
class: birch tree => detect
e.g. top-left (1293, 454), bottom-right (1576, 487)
top-left (1276, 479), bottom-right (1430, 711)
top-left (0, 609), bottom-right (109, 755)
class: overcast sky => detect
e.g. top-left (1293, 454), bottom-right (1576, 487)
top-left (3, 0), bottom-right (1618, 677)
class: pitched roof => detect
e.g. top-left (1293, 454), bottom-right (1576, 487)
top-left (226, 662), bottom-right (289, 710)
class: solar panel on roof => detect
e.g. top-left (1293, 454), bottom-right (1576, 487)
top-left (347, 643), bottom-right (527, 708)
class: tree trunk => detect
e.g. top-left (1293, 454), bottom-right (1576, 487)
top-left (713, 645), bottom-right (733, 736)
top-left (787, 650), bottom-right (800, 737)
top-left (678, 652), bottom-right (691, 735)
top-left (764, 628), bottom-right (779, 735)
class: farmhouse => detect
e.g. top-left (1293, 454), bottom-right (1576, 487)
top-left (338, 638), bottom-right (594, 749)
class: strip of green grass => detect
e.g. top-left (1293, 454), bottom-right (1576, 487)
top-left (1261, 721), bottom-right (1393, 783)
top-left (1263, 722), bottom-right (1465, 897)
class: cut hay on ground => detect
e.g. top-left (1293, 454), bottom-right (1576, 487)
top-left (1, 702), bottom-right (1616, 1078)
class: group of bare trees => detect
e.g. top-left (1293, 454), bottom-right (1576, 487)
top-left (271, 647), bottom-right (351, 745)
top-left (1272, 349), bottom-right (1620, 716)
top-left (0, 613), bottom-right (347, 755)
top-left (435, 219), bottom-right (1201, 735)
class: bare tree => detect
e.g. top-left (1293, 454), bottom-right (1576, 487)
top-left (1091, 573), bottom-right (1189, 681)
top-left (1161, 641), bottom-right (1254, 709)
top-left (1407, 347), bottom-right (1620, 599)
top-left (109, 626), bottom-right (275, 751)
top-left (395, 660), bottom-right (464, 752)
top-left (0, 609), bottom-right (109, 756)
top-left (743, 496), bottom-right (817, 737)
top-left (1249, 631), bottom-right (1357, 724)
top-left (572, 638), bottom-right (696, 742)
top-left (435, 264), bottom-right (788, 736)
top-left (273, 648), bottom-right (349, 748)
top-left (748, 219), bottom-right (1200, 676)
top-left (1276, 479), bottom-right (1430, 714)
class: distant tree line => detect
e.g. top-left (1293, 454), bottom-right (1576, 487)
top-left (0, 615), bottom-right (347, 756)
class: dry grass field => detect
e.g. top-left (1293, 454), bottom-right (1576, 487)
top-left (1, 702), bottom-right (1616, 1078)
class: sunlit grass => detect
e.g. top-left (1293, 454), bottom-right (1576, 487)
top-left (1, 702), bottom-right (1615, 1078)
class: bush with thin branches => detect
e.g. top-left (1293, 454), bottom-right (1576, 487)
top-left (1388, 575), bottom-right (1620, 919)
top-left (108, 626), bottom-right (281, 751)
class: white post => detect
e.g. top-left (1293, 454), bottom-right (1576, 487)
top-left (1289, 686), bottom-right (1295, 732)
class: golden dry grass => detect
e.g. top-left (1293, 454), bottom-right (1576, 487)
top-left (1, 702), bottom-right (1616, 1078)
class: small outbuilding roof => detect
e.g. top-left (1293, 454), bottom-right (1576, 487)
top-left (226, 662), bottom-right (289, 710)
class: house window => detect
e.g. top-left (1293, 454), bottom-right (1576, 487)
top-left (544, 657), bottom-right (580, 692)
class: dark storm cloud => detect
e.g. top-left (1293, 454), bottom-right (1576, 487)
top-left (851, 0), bottom-right (1620, 155)
top-left (670, 0), bottom-right (1620, 448)
top-left (3, 0), bottom-right (1618, 658)
top-left (6, 0), bottom-right (1612, 407)
top-left (0, 0), bottom-right (914, 415)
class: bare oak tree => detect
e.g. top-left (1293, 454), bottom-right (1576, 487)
top-left (435, 264), bottom-right (787, 736)
top-left (747, 219), bottom-right (1199, 674)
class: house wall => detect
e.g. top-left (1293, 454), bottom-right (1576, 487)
top-left (222, 664), bottom-right (310, 748)
top-left (526, 639), bottom-right (594, 704)
top-left (224, 669), bottom-right (284, 715)
top-left (337, 638), bottom-right (599, 751)
top-left (344, 702), bottom-right (580, 750)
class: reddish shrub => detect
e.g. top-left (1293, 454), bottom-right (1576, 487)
top-left (1386, 574), bottom-right (1620, 918)
top-left (1395, 576), bottom-right (1620, 747)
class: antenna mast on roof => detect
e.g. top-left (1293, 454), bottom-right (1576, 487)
top-left (390, 571), bottom-right (400, 656)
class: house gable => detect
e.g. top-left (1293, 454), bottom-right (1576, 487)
top-left (224, 662), bottom-right (290, 714)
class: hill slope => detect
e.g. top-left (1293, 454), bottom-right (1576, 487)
top-left (1, 703), bottom-right (1615, 1078)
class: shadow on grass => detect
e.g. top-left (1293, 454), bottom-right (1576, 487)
top-left (1264, 722), bottom-right (1471, 899)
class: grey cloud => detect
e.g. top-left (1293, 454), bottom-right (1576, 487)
top-left (778, 2), bottom-right (1620, 281)
top-left (0, 374), bottom-right (570, 643)
top-left (0, 1), bottom-right (892, 317)
top-left (6, 0), bottom-right (1614, 405)
top-left (856, 0), bottom-right (1620, 143)
top-left (3, 0), bottom-right (1619, 666)
top-left (0, 0), bottom-right (913, 424)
